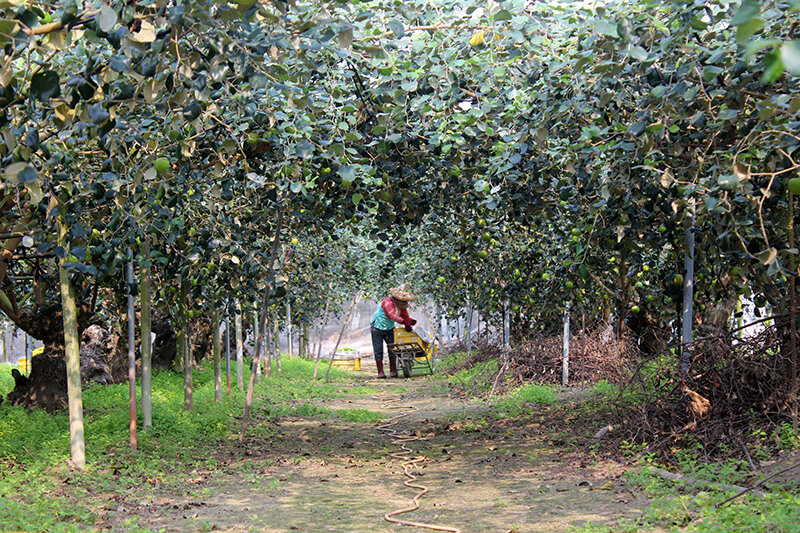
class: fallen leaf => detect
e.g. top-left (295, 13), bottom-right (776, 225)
top-left (595, 481), bottom-right (615, 491)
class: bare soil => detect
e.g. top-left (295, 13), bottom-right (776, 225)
top-left (102, 371), bottom-right (662, 533)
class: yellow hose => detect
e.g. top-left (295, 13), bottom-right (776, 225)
top-left (378, 398), bottom-right (461, 533)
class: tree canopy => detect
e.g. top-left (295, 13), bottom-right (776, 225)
top-left (0, 0), bottom-right (799, 348)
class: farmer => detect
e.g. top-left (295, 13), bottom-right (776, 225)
top-left (370, 283), bottom-right (417, 378)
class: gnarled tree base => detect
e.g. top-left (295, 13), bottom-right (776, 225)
top-left (5, 325), bottom-right (114, 412)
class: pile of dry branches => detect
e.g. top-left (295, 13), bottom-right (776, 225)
top-left (448, 321), bottom-right (637, 394)
top-left (610, 321), bottom-right (799, 462)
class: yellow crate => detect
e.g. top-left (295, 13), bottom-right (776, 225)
top-left (18, 357), bottom-right (30, 373)
top-left (330, 358), bottom-right (361, 371)
top-left (393, 328), bottom-right (437, 358)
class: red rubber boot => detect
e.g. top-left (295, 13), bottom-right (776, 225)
top-left (376, 359), bottom-right (387, 378)
top-left (388, 357), bottom-right (398, 378)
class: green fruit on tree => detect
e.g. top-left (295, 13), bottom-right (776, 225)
top-left (659, 224), bottom-right (667, 233)
top-left (788, 177), bottom-right (800, 195)
top-left (451, 254), bottom-right (458, 261)
top-left (477, 218), bottom-right (486, 226)
top-left (154, 157), bottom-right (170, 174)
top-left (437, 276), bottom-right (445, 283)
top-left (673, 274), bottom-right (684, 285)
top-left (541, 272), bottom-right (550, 280)
top-left (290, 238), bottom-right (299, 245)
top-left (477, 250), bottom-right (488, 259)
top-left (482, 232), bottom-right (491, 242)
top-left (565, 281), bottom-right (574, 289)
top-left (631, 305), bottom-right (640, 314)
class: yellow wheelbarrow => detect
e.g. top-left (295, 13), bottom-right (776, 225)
top-left (386, 327), bottom-right (437, 378)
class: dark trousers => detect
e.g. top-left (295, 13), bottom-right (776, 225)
top-left (371, 326), bottom-right (395, 363)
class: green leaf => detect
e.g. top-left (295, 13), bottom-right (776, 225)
top-left (627, 120), bottom-right (646, 137)
top-left (627, 45), bottom-right (648, 61)
top-left (337, 165), bottom-right (357, 181)
top-left (18, 165), bottom-right (37, 184)
top-left (732, 0), bottom-right (760, 26)
top-left (294, 140), bottom-right (314, 158)
top-left (736, 17), bottom-right (763, 45)
top-left (387, 19), bottom-right (405, 37)
top-left (781, 40), bottom-right (800, 75)
top-left (717, 174), bottom-right (739, 190)
top-left (88, 104), bottom-right (110, 124)
top-left (744, 38), bottom-right (782, 63)
top-left (351, 193), bottom-right (363, 205)
top-left (29, 70), bottom-right (60, 102)
top-left (494, 9), bottom-right (512, 22)
top-left (594, 20), bottom-right (618, 38)
top-left (761, 49), bottom-right (784, 83)
top-left (98, 4), bottom-right (118, 33)
top-left (579, 264), bottom-right (589, 280)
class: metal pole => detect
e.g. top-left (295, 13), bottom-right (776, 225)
top-left (466, 298), bottom-right (473, 357)
top-left (225, 301), bottom-right (231, 397)
top-left (562, 301), bottom-right (571, 387)
top-left (680, 202), bottom-right (696, 377)
top-left (254, 307), bottom-right (261, 382)
top-left (235, 299), bottom-right (243, 390)
top-left (286, 301), bottom-right (290, 358)
top-left (503, 299), bottom-right (511, 350)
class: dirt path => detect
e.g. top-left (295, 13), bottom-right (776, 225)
top-left (108, 372), bottom-right (658, 533)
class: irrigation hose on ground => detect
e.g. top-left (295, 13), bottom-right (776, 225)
top-left (377, 397), bottom-right (461, 533)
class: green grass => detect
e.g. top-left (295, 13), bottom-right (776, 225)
top-left (490, 382), bottom-right (557, 418)
top-left (0, 354), bottom-right (362, 533)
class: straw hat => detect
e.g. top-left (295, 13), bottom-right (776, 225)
top-left (388, 283), bottom-right (416, 302)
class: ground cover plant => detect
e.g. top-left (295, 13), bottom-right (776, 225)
top-left (0, 357), bottom-right (372, 533)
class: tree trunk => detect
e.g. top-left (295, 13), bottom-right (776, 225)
top-left (59, 217), bottom-right (85, 468)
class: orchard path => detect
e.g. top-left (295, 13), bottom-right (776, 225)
top-left (106, 371), bottom-right (661, 533)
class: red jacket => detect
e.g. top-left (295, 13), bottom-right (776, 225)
top-left (382, 296), bottom-right (410, 323)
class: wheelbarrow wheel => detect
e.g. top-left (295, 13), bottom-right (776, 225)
top-left (401, 356), bottom-right (412, 378)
